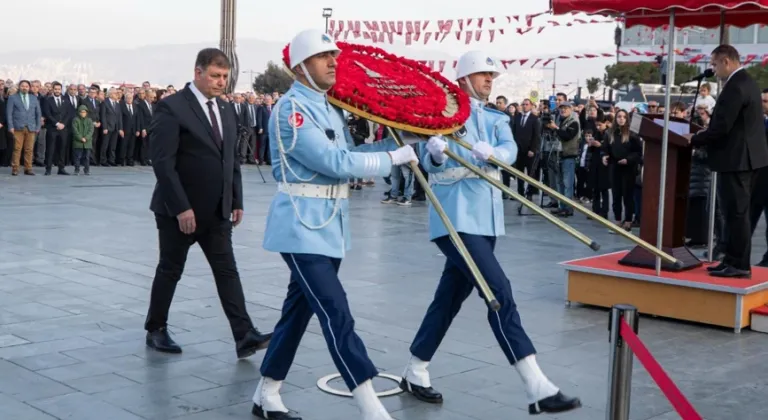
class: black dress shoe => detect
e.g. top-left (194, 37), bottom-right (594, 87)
top-left (399, 379), bottom-right (443, 404)
top-left (707, 262), bottom-right (726, 272)
top-left (709, 266), bottom-right (751, 279)
top-left (58, 169), bottom-right (70, 175)
top-left (236, 329), bottom-right (273, 359)
top-left (251, 404), bottom-right (301, 419)
top-left (529, 391), bottom-right (581, 415)
top-left (146, 328), bottom-right (182, 353)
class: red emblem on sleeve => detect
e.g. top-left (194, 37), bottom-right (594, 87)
top-left (288, 112), bottom-right (304, 128)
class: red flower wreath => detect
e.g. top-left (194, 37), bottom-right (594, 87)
top-left (282, 42), bottom-right (470, 130)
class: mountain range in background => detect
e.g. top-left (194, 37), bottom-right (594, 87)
top-left (0, 38), bottom-right (612, 102)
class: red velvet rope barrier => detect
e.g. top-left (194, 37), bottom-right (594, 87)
top-left (619, 319), bottom-right (703, 420)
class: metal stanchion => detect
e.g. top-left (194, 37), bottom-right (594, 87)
top-left (706, 173), bottom-right (718, 262)
top-left (606, 304), bottom-right (639, 420)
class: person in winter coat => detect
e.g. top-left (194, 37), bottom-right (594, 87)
top-left (71, 105), bottom-right (94, 175)
top-left (602, 110), bottom-right (642, 231)
top-left (586, 114), bottom-right (611, 218)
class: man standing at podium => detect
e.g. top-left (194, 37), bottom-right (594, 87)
top-left (686, 45), bottom-right (768, 278)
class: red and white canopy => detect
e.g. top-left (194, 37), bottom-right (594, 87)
top-left (551, 0), bottom-right (768, 28)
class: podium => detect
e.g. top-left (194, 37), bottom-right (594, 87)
top-left (618, 113), bottom-right (703, 272)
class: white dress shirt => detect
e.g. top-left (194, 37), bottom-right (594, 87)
top-left (188, 82), bottom-right (223, 138)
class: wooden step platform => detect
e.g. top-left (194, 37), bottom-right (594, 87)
top-left (561, 251), bottom-right (768, 333)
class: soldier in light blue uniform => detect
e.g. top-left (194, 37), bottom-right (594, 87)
top-left (398, 51), bottom-right (582, 416)
top-left (250, 29), bottom-right (417, 420)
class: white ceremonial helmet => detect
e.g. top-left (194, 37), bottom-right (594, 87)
top-left (455, 51), bottom-right (501, 100)
top-left (288, 29), bottom-right (341, 69)
top-left (455, 51), bottom-right (501, 81)
top-left (287, 29), bottom-right (341, 92)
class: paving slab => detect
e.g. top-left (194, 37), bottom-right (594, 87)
top-left (0, 166), bottom-right (765, 419)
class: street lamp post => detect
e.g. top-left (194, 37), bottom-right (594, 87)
top-left (323, 8), bottom-right (333, 33)
top-left (242, 70), bottom-right (258, 90)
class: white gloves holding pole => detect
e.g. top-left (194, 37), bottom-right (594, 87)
top-left (426, 136), bottom-right (448, 164)
top-left (471, 141), bottom-right (494, 162)
top-left (388, 145), bottom-right (419, 166)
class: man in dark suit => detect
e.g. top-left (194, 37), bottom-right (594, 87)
top-left (136, 89), bottom-right (153, 165)
top-left (41, 82), bottom-right (72, 175)
top-left (688, 45), bottom-right (768, 278)
top-left (82, 86), bottom-right (101, 165)
top-left (99, 88), bottom-right (123, 166)
top-left (119, 92), bottom-right (142, 166)
top-left (511, 98), bottom-right (541, 199)
top-left (257, 95), bottom-right (273, 165)
top-left (145, 48), bottom-right (272, 358)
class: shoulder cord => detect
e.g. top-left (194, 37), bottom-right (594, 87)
top-left (275, 97), bottom-right (343, 230)
top-left (432, 109), bottom-right (488, 187)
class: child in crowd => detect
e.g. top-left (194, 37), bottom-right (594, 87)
top-left (71, 105), bottom-right (94, 175)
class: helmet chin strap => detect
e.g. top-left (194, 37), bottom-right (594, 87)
top-left (299, 63), bottom-right (329, 93)
top-left (463, 76), bottom-right (486, 103)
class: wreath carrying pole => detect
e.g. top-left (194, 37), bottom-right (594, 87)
top-left (386, 128), bottom-right (501, 311)
top-left (447, 136), bottom-right (682, 267)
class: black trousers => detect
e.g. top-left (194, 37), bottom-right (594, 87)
top-left (686, 196), bottom-right (709, 246)
top-left (100, 130), bottom-right (119, 164)
top-left (592, 189), bottom-right (609, 218)
top-left (612, 166), bottom-right (636, 223)
top-left (515, 153), bottom-right (538, 196)
top-left (719, 170), bottom-right (759, 270)
top-left (118, 134), bottom-right (137, 164)
top-left (44, 128), bottom-right (68, 171)
top-left (144, 214), bottom-right (254, 340)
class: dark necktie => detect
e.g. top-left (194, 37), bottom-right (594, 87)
top-left (206, 101), bottom-right (223, 148)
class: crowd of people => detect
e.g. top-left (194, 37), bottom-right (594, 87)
top-left (373, 47), bottom-right (768, 275)
top-left (0, 79), bottom-right (279, 176)
top-left (3, 48), bottom-right (767, 275)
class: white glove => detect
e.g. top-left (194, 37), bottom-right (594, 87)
top-left (426, 136), bottom-right (447, 164)
top-left (472, 141), bottom-right (494, 161)
top-left (389, 145), bottom-right (419, 166)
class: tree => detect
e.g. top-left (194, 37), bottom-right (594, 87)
top-left (586, 77), bottom-right (601, 94)
top-left (673, 63), bottom-right (702, 85)
top-left (252, 61), bottom-right (293, 94)
top-left (747, 64), bottom-right (768, 89)
top-left (603, 61), bottom-right (715, 91)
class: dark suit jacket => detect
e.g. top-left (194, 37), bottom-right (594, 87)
top-left (100, 99), bottom-right (123, 132)
top-left (259, 104), bottom-right (273, 135)
top-left (232, 102), bottom-right (247, 129)
top-left (149, 85), bottom-right (243, 222)
top-left (82, 96), bottom-right (101, 124)
top-left (512, 112), bottom-right (541, 156)
top-left (62, 95), bottom-right (80, 125)
top-left (692, 69), bottom-right (768, 173)
top-left (121, 102), bottom-right (142, 137)
top-left (137, 99), bottom-right (153, 131)
top-left (42, 96), bottom-right (72, 129)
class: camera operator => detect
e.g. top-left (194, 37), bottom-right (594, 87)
top-left (544, 101), bottom-right (581, 217)
top-left (538, 108), bottom-right (558, 207)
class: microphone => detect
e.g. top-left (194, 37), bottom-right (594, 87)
top-left (686, 69), bottom-right (715, 83)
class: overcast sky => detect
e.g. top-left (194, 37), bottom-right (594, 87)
top-left (1, 0), bottom-right (617, 89)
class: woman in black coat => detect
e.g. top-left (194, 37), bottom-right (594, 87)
top-left (602, 110), bottom-right (643, 231)
top-left (586, 114), bottom-right (611, 218)
top-left (686, 107), bottom-right (712, 247)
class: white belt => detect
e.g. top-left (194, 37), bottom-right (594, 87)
top-left (278, 182), bottom-right (349, 199)
top-left (430, 166), bottom-right (501, 184)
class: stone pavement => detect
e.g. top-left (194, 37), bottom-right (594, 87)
top-left (0, 165), bottom-right (766, 420)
